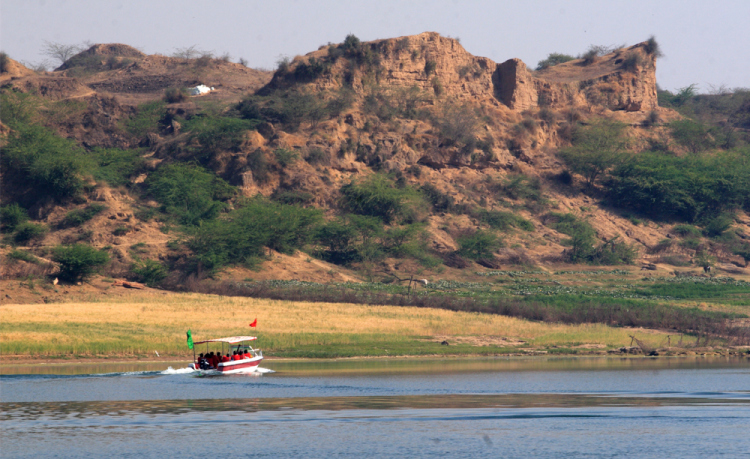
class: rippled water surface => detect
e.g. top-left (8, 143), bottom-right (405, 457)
top-left (2, 357), bottom-right (749, 458)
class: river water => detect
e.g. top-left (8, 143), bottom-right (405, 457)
top-left (2, 357), bottom-right (749, 458)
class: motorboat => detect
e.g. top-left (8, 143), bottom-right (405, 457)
top-left (188, 336), bottom-right (263, 375)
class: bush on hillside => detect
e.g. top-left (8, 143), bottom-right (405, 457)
top-left (164, 87), bottom-right (188, 103)
top-left (606, 149), bottom-right (750, 222)
top-left (0, 52), bottom-right (9, 73)
top-left (124, 101), bottom-right (167, 137)
top-left (339, 174), bottom-right (428, 224)
top-left (669, 119), bottom-right (714, 154)
top-left (274, 148), bottom-right (299, 167)
top-left (560, 119), bottom-right (628, 188)
top-left (13, 222), bottom-right (48, 244)
top-left (673, 224), bottom-right (702, 239)
top-left (131, 259), bottom-right (168, 287)
top-left (239, 88), bottom-right (354, 132)
top-left (59, 204), bottom-right (107, 228)
top-left (145, 163), bottom-right (235, 226)
top-left (0, 204), bottom-right (29, 233)
top-left (536, 53), bottom-right (575, 70)
top-left (182, 116), bottom-right (259, 163)
top-left (477, 210), bottom-right (534, 232)
top-left (424, 60), bottom-right (437, 76)
top-left (1, 122), bottom-right (92, 202)
top-left (437, 102), bottom-right (480, 150)
top-left (90, 147), bottom-right (146, 186)
top-left (644, 36), bottom-right (663, 57)
top-left (53, 243), bottom-right (109, 282)
top-left (457, 230), bottom-right (502, 260)
top-left (187, 198), bottom-right (322, 273)
top-left (545, 213), bottom-right (636, 265)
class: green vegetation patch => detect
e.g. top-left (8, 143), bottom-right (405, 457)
top-left (145, 163), bottom-right (235, 226)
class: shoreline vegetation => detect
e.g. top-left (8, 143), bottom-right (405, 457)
top-left (2, 288), bottom-right (748, 360)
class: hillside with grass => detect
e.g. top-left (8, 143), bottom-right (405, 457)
top-left (1, 34), bottom-right (750, 353)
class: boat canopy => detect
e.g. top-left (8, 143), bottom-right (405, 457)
top-left (194, 336), bottom-right (257, 345)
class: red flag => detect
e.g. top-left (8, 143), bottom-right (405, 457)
top-left (249, 318), bottom-right (257, 327)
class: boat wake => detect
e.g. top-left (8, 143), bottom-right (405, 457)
top-left (160, 367), bottom-right (196, 375)
top-left (160, 366), bottom-right (275, 375)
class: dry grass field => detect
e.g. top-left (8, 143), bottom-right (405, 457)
top-left (0, 290), bottom-right (681, 359)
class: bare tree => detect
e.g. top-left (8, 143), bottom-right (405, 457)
top-left (172, 45), bottom-right (200, 59)
top-left (41, 41), bottom-right (82, 65)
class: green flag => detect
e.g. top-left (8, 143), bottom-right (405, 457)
top-left (186, 329), bottom-right (194, 349)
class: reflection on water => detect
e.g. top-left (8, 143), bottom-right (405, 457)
top-left (2, 357), bottom-right (749, 458)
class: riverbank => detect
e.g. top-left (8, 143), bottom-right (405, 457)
top-left (0, 288), bottom-right (721, 359)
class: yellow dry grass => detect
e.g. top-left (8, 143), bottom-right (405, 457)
top-left (0, 290), bottom-right (681, 358)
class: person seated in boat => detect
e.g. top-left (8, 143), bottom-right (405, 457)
top-left (232, 351), bottom-right (240, 361)
top-left (220, 353), bottom-right (230, 363)
top-left (208, 352), bottom-right (218, 369)
top-left (198, 353), bottom-right (209, 370)
top-left (243, 349), bottom-right (251, 359)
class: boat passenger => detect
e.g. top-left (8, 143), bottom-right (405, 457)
top-left (232, 351), bottom-right (240, 361)
top-left (243, 350), bottom-right (251, 359)
top-left (221, 353), bottom-right (230, 363)
top-left (208, 352), bottom-right (218, 369)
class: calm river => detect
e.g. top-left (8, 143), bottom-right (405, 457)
top-left (2, 357), bottom-right (749, 458)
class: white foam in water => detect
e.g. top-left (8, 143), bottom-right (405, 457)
top-left (161, 366), bottom-right (196, 375)
top-left (159, 366), bottom-right (275, 375)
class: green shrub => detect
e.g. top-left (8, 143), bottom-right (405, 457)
top-left (499, 174), bottom-right (544, 202)
top-left (644, 36), bottom-right (663, 57)
top-left (0, 52), bottom-right (9, 73)
top-left (477, 210), bottom-right (534, 232)
top-left (424, 60), bottom-right (437, 76)
top-left (2, 122), bottom-right (92, 202)
top-left (90, 147), bottom-right (145, 186)
top-left (606, 150), bottom-right (750, 222)
top-left (113, 226), bottom-right (130, 236)
top-left (272, 190), bottom-right (314, 205)
top-left (536, 53), bottom-right (575, 70)
top-left (131, 259), bottom-right (168, 287)
top-left (60, 204), bottom-right (106, 228)
top-left (246, 149), bottom-right (269, 184)
top-left (145, 163), bottom-right (235, 226)
top-left (7, 250), bottom-right (38, 264)
top-left (621, 53), bottom-right (644, 71)
top-left (437, 102), bottom-right (479, 149)
top-left (274, 148), bottom-right (299, 167)
top-left (457, 230), bottom-right (502, 260)
top-left (581, 48), bottom-right (599, 65)
top-left (673, 224), bottom-right (702, 238)
top-left (52, 243), bottom-right (109, 282)
top-left (13, 222), bottom-right (47, 244)
top-left (1, 203), bottom-right (29, 233)
top-left (316, 219), bottom-right (363, 265)
top-left (420, 183), bottom-right (465, 213)
top-left (164, 87), bottom-right (188, 103)
top-left (124, 101), bottom-right (166, 137)
top-left (239, 88), bottom-right (353, 131)
top-left (669, 119), bottom-right (714, 154)
top-left (339, 174), bottom-right (427, 224)
top-left (183, 116), bottom-right (259, 163)
top-left (188, 198), bottom-right (322, 273)
top-left (546, 212), bottom-right (635, 265)
top-left (305, 147), bottom-right (330, 166)
top-left (702, 214), bottom-right (733, 237)
top-left (560, 119), bottom-right (628, 187)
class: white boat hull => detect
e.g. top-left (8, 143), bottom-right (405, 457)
top-left (190, 355), bottom-right (263, 375)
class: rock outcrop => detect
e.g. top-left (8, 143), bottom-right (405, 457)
top-left (274, 32), bottom-right (659, 114)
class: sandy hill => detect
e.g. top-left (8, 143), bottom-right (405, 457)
top-left (1, 33), bottom-right (748, 286)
